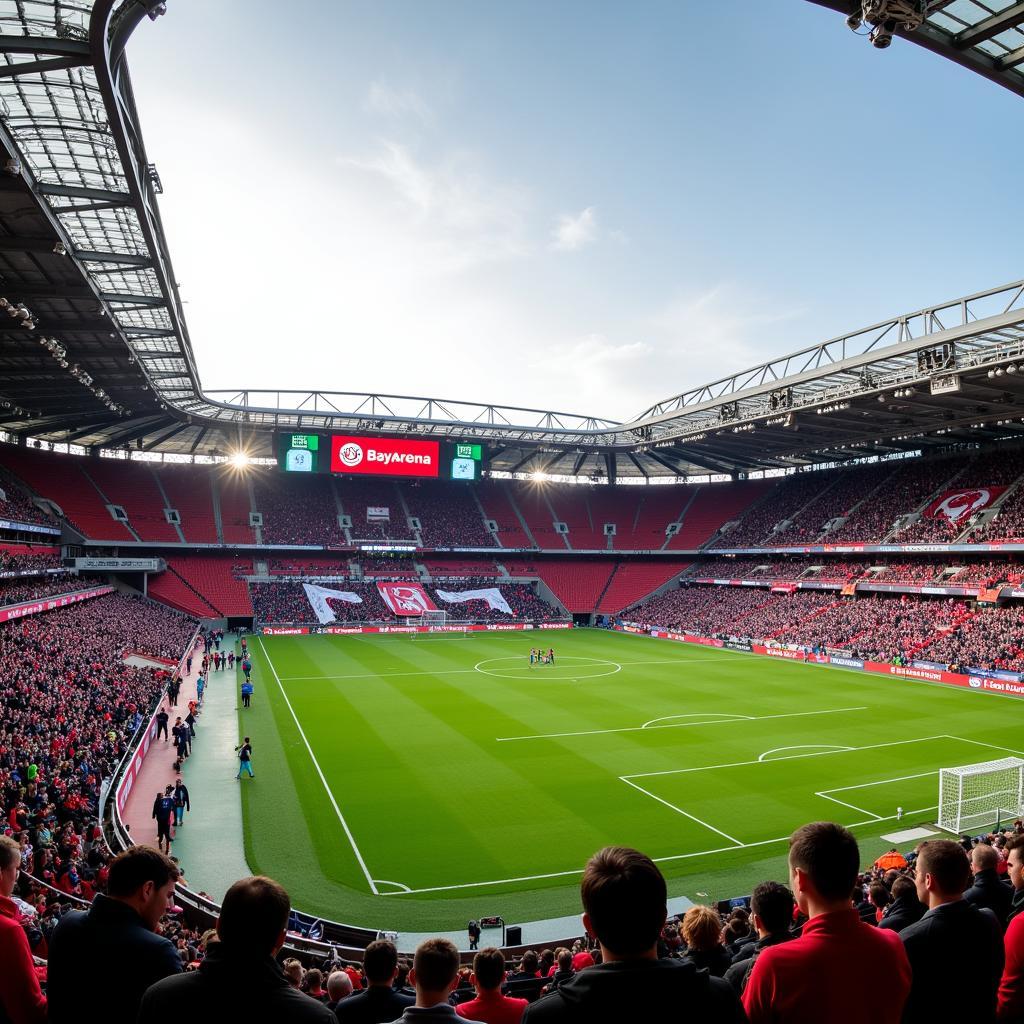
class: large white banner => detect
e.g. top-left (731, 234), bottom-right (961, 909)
top-left (435, 587), bottom-right (513, 615)
top-left (303, 583), bottom-right (364, 624)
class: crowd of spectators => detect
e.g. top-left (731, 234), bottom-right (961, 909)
top-left (404, 481), bottom-right (495, 548)
top-left (0, 573), bottom-right (101, 608)
top-left (9, 824), bottom-right (1024, 1024)
top-left (0, 593), bottom-right (195, 959)
top-left (0, 466), bottom-right (51, 527)
top-left (0, 546), bottom-right (63, 576)
top-left (710, 473), bottom-right (825, 548)
top-left (922, 604), bottom-right (1024, 673)
top-left (255, 475), bottom-right (347, 547)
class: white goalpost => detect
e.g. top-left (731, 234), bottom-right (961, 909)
top-left (937, 757), bottom-right (1024, 834)
top-left (406, 610), bottom-right (469, 638)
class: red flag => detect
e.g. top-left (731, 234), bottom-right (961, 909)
top-left (923, 487), bottom-right (1006, 523)
top-left (376, 582), bottom-right (438, 616)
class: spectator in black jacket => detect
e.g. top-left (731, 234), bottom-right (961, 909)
top-left (899, 839), bottom-right (1004, 1023)
top-left (522, 846), bottom-right (744, 1022)
top-left (877, 875), bottom-right (924, 932)
top-left (47, 845), bottom-right (182, 1024)
top-left (334, 938), bottom-right (414, 1024)
top-left (1008, 834), bottom-right (1024, 924)
top-left (725, 881), bottom-right (794, 994)
top-left (139, 874), bottom-right (335, 1023)
top-left (680, 905), bottom-right (733, 977)
top-left (965, 842), bottom-right (1013, 927)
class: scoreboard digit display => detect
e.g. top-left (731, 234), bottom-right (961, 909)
top-left (278, 433), bottom-right (321, 473)
top-left (276, 432), bottom-right (483, 481)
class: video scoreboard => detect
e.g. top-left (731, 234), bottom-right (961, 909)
top-left (277, 432), bottom-right (483, 481)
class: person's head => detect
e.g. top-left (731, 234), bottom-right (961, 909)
top-left (282, 958), bottom-right (303, 988)
top-left (750, 880), bottom-right (795, 937)
top-left (244, 736), bottom-right (250, 744)
top-left (175, 778), bottom-right (182, 787)
top-left (362, 938), bottom-right (400, 986)
top-left (164, 785), bottom-right (173, 796)
top-left (106, 845), bottom-right (179, 931)
top-left (470, 947), bottom-right (506, 993)
top-left (1006, 834), bottom-right (1024, 892)
top-left (869, 882), bottom-right (890, 910)
top-left (557, 948), bottom-right (573, 972)
top-left (216, 875), bottom-right (290, 956)
top-left (0, 835), bottom-right (20, 897)
top-left (580, 846), bottom-right (667, 958)
top-left (304, 968), bottom-right (324, 993)
top-left (538, 948), bottom-right (554, 971)
top-left (409, 938), bottom-right (460, 1004)
top-left (327, 970), bottom-right (353, 1003)
top-left (788, 822), bottom-right (860, 916)
top-left (518, 950), bottom-right (538, 975)
top-left (680, 905), bottom-right (723, 953)
top-left (915, 840), bottom-right (971, 908)
top-left (971, 842), bottom-right (999, 874)
top-left (890, 875), bottom-right (917, 902)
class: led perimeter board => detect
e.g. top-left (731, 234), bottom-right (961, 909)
top-left (276, 433), bottom-right (483, 481)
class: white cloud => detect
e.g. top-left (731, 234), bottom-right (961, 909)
top-left (550, 206), bottom-right (598, 251)
top-left (363, 80), bottom-right (433, 124)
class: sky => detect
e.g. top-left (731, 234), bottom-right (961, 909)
top-left (125, 1), bottom-right (1023, 423)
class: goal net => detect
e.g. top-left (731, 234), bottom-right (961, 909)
top-left (937, 757), bottom-right (1024, 834)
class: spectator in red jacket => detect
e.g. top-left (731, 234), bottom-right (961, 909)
top-left (456, 946), bottom-right (528, 1024)
top-left (743, 822), bottom-right (911, 1024)
top-left (0, 834), bottom-right (46, 1024)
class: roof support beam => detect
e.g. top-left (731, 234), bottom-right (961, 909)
top-left (1001, 44), bottom-right (1024, 69)
top-left (189, 427), bottom-right (209, 454)
top-left (143, 422), bottom-right (190, 451)
top-left (0, 55), bottom-right (91, 78)
top-left (955, 2), bottom-right (1024, 48)
top-left (37, 183), bottom-right (132, 205)
top-left (73, 249), bottom-right (153, 267)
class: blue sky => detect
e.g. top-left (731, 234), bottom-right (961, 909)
top-left (126, 1), bottom-right (1023, 421)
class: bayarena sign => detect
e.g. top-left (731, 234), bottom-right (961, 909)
top-left (330, 435), bottom-right (440, 478)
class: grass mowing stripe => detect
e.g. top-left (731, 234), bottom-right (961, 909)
top-left (257, 636), bottom-right (379, 895)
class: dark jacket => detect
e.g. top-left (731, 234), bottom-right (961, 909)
top-left (520, 957), bottom-right (744, 1023)
top-left (899, 899), bottom-right (1004, 1023)
top-left (1009, 886), bottom-right (1024, 925)
top-left (47, 893), bottom-right (182, 1024)
top-left (723, 932), bottom-right (791, 993)
top-left (173, 782), bottom-right (190, 811)
top-left (681, 944), bottom-right (733, 977)
top-left (877, 893), bottom-right (925, 933)
top-left (333, 984), bottom-right (414, 1024)
top-left (964, 868), bottom-right (1013, 927)
top-left (138, 944), bottom-right (335, 1023)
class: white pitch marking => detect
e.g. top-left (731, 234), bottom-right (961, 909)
top-left (642, 713), bottom-right (753, 728)
top-left (823, 770), bottom-right (939, 793)
top-left (378, 803), bottom-right (943, 896)
top-left (373, 879), bottom-right (412, 893)
top-left (624, 734), bottom-right (950, 780)
top-left (496, 705), bottom-right (869, 743)
top-left (759, 744), bottom-right (853, 762)
top-left (258, 638), bottom-right (380, 896)
top-left (814, 791), bottom-right (881, 820)
top-left (620, 777), bottom-right (744, 845)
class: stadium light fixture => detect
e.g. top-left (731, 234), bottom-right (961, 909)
top-left (229, 451), bottom-right (251, 469)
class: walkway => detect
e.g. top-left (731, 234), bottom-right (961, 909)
top-left (122, 637), bottom-right (250, 901)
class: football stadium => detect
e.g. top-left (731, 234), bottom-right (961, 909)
top-left (3, 2), bottom-right (1024, 1021)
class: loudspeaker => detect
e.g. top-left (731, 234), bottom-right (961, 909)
top-left (505, 925), bottom-right (522, 946)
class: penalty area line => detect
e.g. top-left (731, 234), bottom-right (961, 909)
top-left (258, 637), bottom-right (380, 896)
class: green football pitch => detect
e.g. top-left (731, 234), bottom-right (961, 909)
top-left (237, 628), bottom-right (1024, 931)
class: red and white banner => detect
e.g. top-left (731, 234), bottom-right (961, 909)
top-left (435, 587), bottom-right (513, 615)
top-left (376, 582), bottom-right (438, 615)
top-left (302, 583), bottom-right (364, 624)
top-left (924, 487), bottom-right (1006, 523)
top-left (330, 435), bottom-right (440, 478)
top-left (261, 626), bottom-right (310, 635)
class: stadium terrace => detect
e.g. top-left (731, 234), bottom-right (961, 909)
top-left (3, 3), bottom-right (1024, 1024)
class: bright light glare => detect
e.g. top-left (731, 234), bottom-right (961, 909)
top-left (229, 451), bottom-right (251, 469)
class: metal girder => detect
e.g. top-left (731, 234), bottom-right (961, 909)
top-left (95, 415), bottom-right (169, 448)
top-left (1002, 44), bottom-right (1024, 69)
top-left (0, 55), bottom-right (91, 79)
top-left (73, 249), bottom-right (153, 267)
top-left (143, 422), bottom-right (190, 451)
top-left (36, 183), bottom-right (132, 205)
top-left (189, 427), bottom-right (209, 454)
top-left (955, 3), bottom-right (1024, 49)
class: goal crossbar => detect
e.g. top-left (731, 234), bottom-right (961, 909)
top-left (937, 757), bottom-right (1024, 835)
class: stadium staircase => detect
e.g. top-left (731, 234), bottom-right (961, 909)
top-left (149, 466), bottom-right (186, 543)
top-left (882, 462), bottom-right (967, 544)
top-left (816, 464), bottom-right (902, 542)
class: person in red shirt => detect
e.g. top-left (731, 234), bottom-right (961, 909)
top-left (999, 835), bottom-right (1024, 1020)
top-left (457, 947), bottom-right (528, 1024)
top-left (0, 834), bottom-right (47, 1024)
top-left (743, 822), bottom-right (911, 1024)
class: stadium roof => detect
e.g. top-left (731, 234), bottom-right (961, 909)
top-left (809, 1), bottom-right (1024, 100)
top-left (0, 1), bottom-right (1022, 480)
